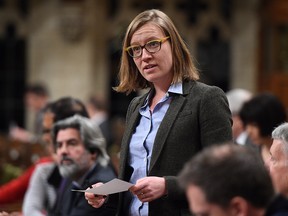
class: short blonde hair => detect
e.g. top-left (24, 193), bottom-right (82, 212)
top-left (114, 9), bottom-right (199, 94)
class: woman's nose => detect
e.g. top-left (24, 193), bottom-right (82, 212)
top-left (141, 48), bottom-right (152, 59)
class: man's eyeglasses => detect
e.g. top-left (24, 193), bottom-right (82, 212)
top-left (125, 36), bottom-right (170, 58)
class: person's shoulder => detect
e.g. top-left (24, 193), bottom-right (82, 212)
top-left (184, 80), bottom-right (225, 96)
top-left (35, 156), bottom-right (54, 165)
top-left (33, 162), bottom-right (56, 178)
top-left (89, 163), bottom-right (117, 183)
top-left (127, 90), bottom-right (149, 112)
top-left (35, 162), bottom-right (55, 171)
top-left (131, 90), bottom-right (149, 103)
top-left (265, 194), bottom-right (288, 216)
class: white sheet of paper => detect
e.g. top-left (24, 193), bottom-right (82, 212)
top-left (71, 178), bottom-right (134, 195)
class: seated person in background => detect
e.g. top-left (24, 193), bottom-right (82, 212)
top-left (178, 143), bottom-right (288, 216)
top-left (0, 104), bottom-right (54, 205)
top-left (269, 122), bottom-right (288, 198)
top-left (23, 97), bottom-right (91, 216)
top-left (9, 83), bottom-right (50, 143)
top-left (50, 115), bottom-right (117, 216)
top-left (86, 94), bottom-right (114, 151)
top-left (226, 88), bottom-right (254, 146)
top-left (239, 92), bottom-right (287, 166)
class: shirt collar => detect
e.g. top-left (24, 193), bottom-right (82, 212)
top-left (168, 82), bottom-right (183, 95)
top-left (142, 82), bottom-right (183, 108)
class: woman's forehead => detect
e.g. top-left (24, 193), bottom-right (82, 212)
top-left (131, 23), bottom-right (165, 42)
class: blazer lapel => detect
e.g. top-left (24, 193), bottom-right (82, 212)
top-left (149, 94), bottom-right (186, 173)
top-left (119, 81), bottom-right (195, 176)
top-left (149, 81), bottom-right (194, 172)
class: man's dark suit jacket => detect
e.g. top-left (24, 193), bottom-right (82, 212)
top-left (265, 194), bottom-right (288, 215)
top-left (52, 162), bottom-right (117, 216)
top-left (117, 80), bottom-right (233, 216)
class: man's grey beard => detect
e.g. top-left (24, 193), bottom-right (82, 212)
top-left (58, 163), bottom-right (79, 179)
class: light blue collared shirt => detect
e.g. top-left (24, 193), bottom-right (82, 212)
top-left (128, 83), bottom-right (183, 216)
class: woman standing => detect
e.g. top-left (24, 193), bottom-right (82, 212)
top-left (86, 9), bottom-right (232, 216)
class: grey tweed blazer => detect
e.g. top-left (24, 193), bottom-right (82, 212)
top-left (117, 80), bottom-right (233, 216)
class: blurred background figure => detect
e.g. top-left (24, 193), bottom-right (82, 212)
top-left (0, 83), bottom-right (50, 206)
top-left (86, 94), bottom-right (114, 152)
top-left (178, 143), bottom-right (288, 216)
top-left (9, 83), bottom-right (50, 143)
top-left (23, 97), bottom-right (93, 216)
top-left (240, 92), bottom-right (287, 166)
top-left (269, 122), bottom-right (288, 198)
top-left (0, 97), bottom-right (89, 215)
top-left (0, 104), bottom-right (54, 215)
top-left (50, 115), bottom-right (117, 215)
top-left (226, 88), bottom-right (253, 146)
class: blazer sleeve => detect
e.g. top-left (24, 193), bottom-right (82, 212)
top-left (163, 84), bottom-right (232, 204)
top-left (199, 85), bottom-right (232, 147)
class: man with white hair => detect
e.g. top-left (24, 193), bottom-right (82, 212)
top-left (51, 115), bottom-right (117, 216)
top-left (270, 122), bottom-right (288, 197)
